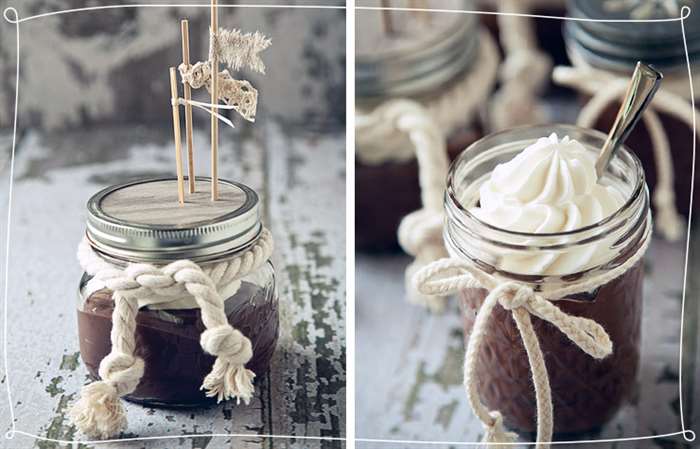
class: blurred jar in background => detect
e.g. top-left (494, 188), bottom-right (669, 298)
top-left (355, 0), bottom-right (499, 252)
top-left (555, 0), bottom-right (699, 233)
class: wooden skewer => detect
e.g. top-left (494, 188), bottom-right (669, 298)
top-left (169, 67), bottom-right (185, 205)
top-left (380, 0), bottom-right (394, 35)
top-left (181, 19), bottom-right (196, 194)
top-left (210, 0), bottom-right (219, 201)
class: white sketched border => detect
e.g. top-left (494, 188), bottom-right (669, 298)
top-left (0, 2), bottom-right (348, 448)
top-left (352, 4), bottom-right (698, 447)
top-left (0, 1), bottom-right (697, 447)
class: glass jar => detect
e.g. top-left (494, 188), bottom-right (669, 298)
top-left (564, 0), bottom-right (700, 216)
top-left (355, 0), bottom-right (497, 251)
top-left (445, 124), bottom-right (649, 433)
top-left (77, 178), bottom-right (278, 407)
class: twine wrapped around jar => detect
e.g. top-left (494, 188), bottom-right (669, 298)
top-left (411, 222), bottom-right (650, 448)
top-left (69, 229), bottom-right (274, 439)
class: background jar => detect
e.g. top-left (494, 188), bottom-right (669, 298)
top-left (355, 0), bottom-right (498, 251)
top-left (77, 178), bottom-right (278, 407)
top-left (445, 124), bottom-right (650, 433)
top-left (564, 0), bottom-right (700, 217)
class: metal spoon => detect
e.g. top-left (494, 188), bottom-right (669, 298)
top-left (595, 61), bottom-right (663, 180)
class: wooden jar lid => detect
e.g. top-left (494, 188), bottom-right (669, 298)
top-left (86, 177), bottom-right (261, 263)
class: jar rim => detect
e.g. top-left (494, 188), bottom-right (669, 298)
top-left (355, 0), bottom-right (479, 98)
top-left (445, 123), bottom-right (646, 241)
top-left (86, 177), bottom-right (262, 263)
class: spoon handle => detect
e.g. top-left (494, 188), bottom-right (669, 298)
top-left (595, 62), bottom-right (663, 179)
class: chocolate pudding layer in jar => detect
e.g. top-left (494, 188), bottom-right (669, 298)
top-left (77, 178), bottom-right (278, 407)
top-left (355, 0), bottom-right (498, 251)
top-left (445, 125), bottom-right (650, 434)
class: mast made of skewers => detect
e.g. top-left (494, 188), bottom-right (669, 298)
top-left (169, 0), bottom-right (271, 204)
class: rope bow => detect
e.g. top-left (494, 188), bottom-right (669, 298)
top-left (69, 229), bottom-right (274, 439)
top-left (413, 223), bottom-right (650, 448)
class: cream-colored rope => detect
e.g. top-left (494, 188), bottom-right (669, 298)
top-left (358, 100), bottom-right (450, 311)
top-left (552, 57), bottom-right (698, 240)
top-left (488, 0), bottom-right (553, 131)
top-left (356, 36), bottom-right (498, 312)
top-left (69, 229), bottom-right (274, 439)
top-left (414, 217), bottom-right (651, 448)
top-left (355, 30), bottom-right (499, 165)
top-left (389, 100), bottom-right (450, 311)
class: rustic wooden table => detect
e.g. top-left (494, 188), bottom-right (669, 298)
top-left (356, 233), bottom-right (700, 449)
top-left (0, 121), bottom-right (346, 449)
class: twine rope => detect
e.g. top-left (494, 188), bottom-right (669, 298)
top-left (413, 218), bottom-right (651, 448)
top-left (355, 30), bottom-right (499, 165)
top-left (488, 0), bottom-right (553, 131)
top-left (357, 99), bottom-right (451, 311)
top-left (552, 55), bottom-right (698, 241)
top-left (69, 229), bottom-right (274, 439)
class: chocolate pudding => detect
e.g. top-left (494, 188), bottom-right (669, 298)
top-left (356, 132), bottom-right (478, 252)
top-left (78, 281), bottom-right (279, 407)
top-left (444, 126), bottom-right (651, 438)
top-left (459, 261), bottom-right (643, 434)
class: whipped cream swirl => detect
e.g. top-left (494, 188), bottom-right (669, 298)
top-left (469, 133), bottom-right (626, 275)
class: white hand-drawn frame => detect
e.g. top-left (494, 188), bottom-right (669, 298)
top-left (1, 2), bottom-right (697, 447)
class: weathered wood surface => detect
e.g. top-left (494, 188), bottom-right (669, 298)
top-left (0, 121), bottom-right (345, 448)
top-left (356, 233), bottom-right (698, 449)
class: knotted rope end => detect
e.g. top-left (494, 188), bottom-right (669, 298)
top-left (69, 344), bottom-right (144, 439)
top-left (200, 325), bottom-right (256, 404)
top-left (482, 411), bottom-right (519, 448)
top-left (201, 361), bottom-right (256, 404)
top-left (69, 381), bottom-right (127, 439)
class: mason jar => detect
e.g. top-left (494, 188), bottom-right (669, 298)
top-left (355, 0), bottom-right (498, 251)
top-left (563, 0), bottom-right (700, 216)
top-left (445, 124), bottom-right (649, 433)
top-left (77, 178), bottom-right (278, 407)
